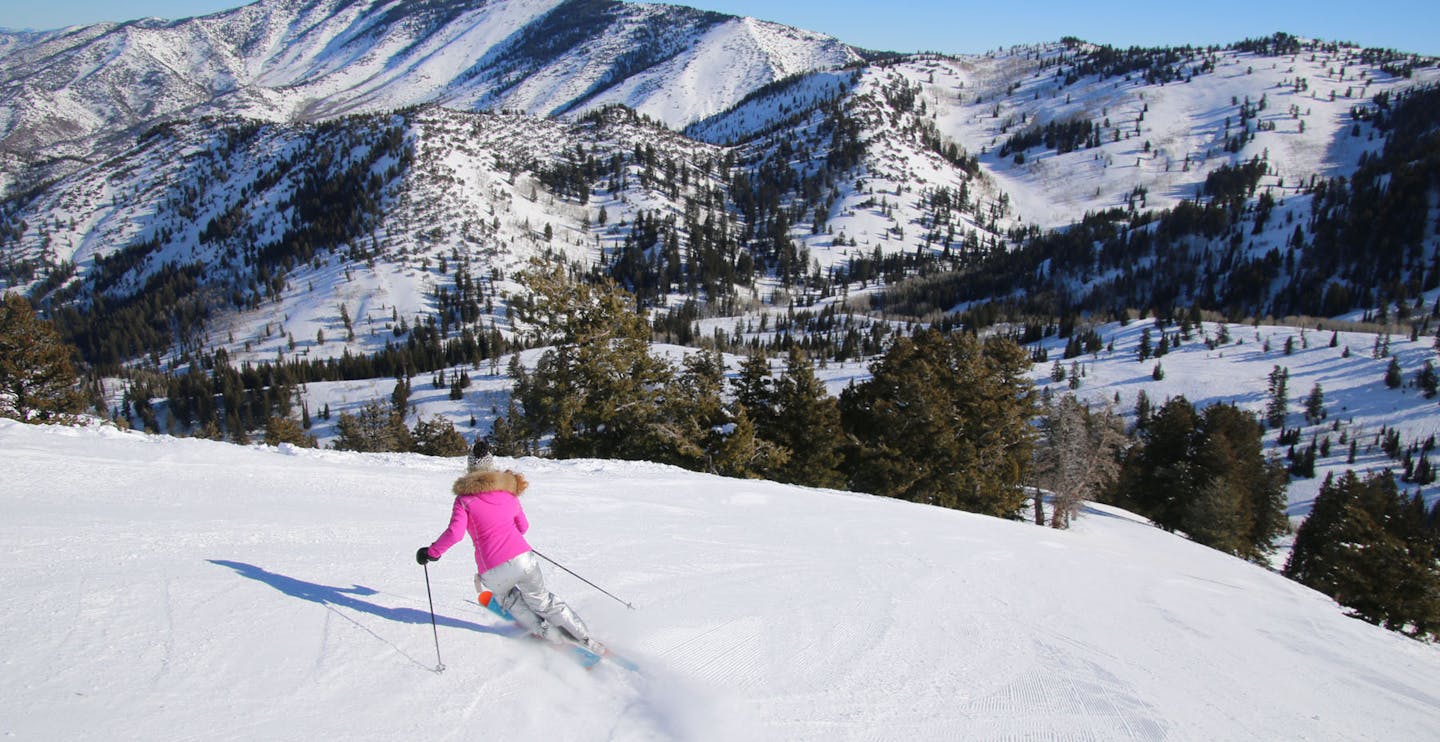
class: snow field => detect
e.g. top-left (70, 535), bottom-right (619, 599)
top-left (4, 419), bottom-right (1440, 740)
top-left (1022, 317), bottom-right (1440, 520)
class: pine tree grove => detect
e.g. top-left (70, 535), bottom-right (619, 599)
top-left (1285, 471), bottom-right (1440, 639)
top-left (840, 329), bottom-right (1037, 517)
top-left (1110, 397), bottom-right (1288, 562)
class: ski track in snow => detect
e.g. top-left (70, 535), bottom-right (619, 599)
top-left (5, 420), bottom-right (1440, 740)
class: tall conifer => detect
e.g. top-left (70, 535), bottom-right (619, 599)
top-left (770, 348), bottom-right (845, 488)
top-left (0, 295), bottom-right (87, 423)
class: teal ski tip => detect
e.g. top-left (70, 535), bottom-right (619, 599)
top-left (600, 650), bottom-right (639, 672)
top-left (571, 645), bottom-right (604, 668)
top-left (478, 591), bottom-right (633, 671)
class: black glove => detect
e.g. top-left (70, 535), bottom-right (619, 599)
top-left (416, 547), bottom-right (437, 565)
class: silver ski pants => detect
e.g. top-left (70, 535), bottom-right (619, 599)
top-left (477, 551), bottom-right (592, 645)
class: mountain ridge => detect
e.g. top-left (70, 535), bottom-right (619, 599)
top-left (0, 0), bottom-right (861, 184)
top-left (5, 30), bottom-right (1438, 363)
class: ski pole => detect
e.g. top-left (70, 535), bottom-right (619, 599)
top-left (422, 561), bottom-right (446, 673)
top-left (532, 548), bottom-right (635, 610)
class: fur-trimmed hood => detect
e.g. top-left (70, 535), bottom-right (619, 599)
top-left (452, 469), bottom-right (528, 497)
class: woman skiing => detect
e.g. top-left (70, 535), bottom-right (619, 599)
top-left (415, 439), bottom-right (604, 654)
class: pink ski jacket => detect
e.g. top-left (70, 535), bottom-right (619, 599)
top-left (425, 469), bottom-right (532, 575)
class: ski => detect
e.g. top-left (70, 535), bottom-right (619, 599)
top-left (477, 591), bottom-right (636, 671)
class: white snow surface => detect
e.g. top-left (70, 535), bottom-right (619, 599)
top-left (4, 419), bottom-right (1440, 740)
top-left (581, 17), bottom-right (855, 128)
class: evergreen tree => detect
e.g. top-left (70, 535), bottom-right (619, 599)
top-left (227, 411), bottom-right (250, 444)
top-left (391, 377), bottom-right (411, 416)
top-left (769, 348), bottom-right (846, 488)
top-left (657, 349), bottom-right (728, 471)
top-left (729, 351), bottom-right (798, 479)
top-left (1265, 365), bottom-right (1289, 428)
top-left (709, 405), bottom-right (789, 479)
top-left (0, 295), bottom-right (87, 423)
top-left (731, 352), bottom-right (777, 430)
top-left (509, 257), bottom-right (679, 462)
top-left (1417, 360), bottom-right (1438, 398)
top-left (1111, 398), bottom-right (1286, 562)
top-left (1133, 389), bottom-right (1153, 431)
top-left (841, 330), bottom-right (1036, 517)
top-left (1384, 357), bottom-right (1403, 389)
top-left (1304, 383), bottom-right (1327, 425)
top-left (1192, 403), bottom-right (1289, 561)
top-left (263, 415), bottom-right (317, 448)
top-left (1288, 442), bottom-right (1318, 478)
top-left (489, 398), bottom-right (531, 457)
top-left (1113, 396), bottom-right (1201, 530)
top-left (1285, 471), bottom-right (1440, 639)
top-left (411, 415), bottom-right (469, 457)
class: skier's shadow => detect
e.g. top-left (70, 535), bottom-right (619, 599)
top-left (209, 560), bottom-right (502, 669)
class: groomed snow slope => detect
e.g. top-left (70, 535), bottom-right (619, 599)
top-left (3, 419), bottom-right (1439, 740)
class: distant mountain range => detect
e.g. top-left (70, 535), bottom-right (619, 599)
top-left (1, 0), bottom-right (1437, 374)
top-left (0, 0), bottom-right (859, 188)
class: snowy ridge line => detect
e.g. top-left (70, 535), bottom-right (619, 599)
top-left (6, 30), bottom-right (1438, 377)
top-left (0, 0), bottom-right (862, 173)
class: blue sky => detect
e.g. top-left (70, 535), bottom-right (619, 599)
top-left (2, 0), bottom-right (1436, 56)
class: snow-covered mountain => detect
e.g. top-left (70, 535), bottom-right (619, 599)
top-left (8, 32), bottom-right (1437, 366)
top-left (6, 28), bottom-right (1435, 274)
top-left (2, 104), bottom-right (745, 367)
top-left (0, 0), bottom-right (860, 188)
top-left (4, 417), bottom-right (1439, 740)
top-left (809, 42), bottom-right (1438, 228)
top-left (2, 9), bottom-right (1438, 530)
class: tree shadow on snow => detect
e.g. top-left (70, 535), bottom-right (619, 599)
top-left (208, 560), bottom-right (504, 670)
